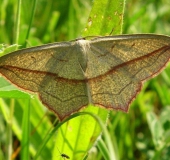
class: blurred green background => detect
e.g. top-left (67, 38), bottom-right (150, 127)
top-left (0, 0), bottom-right (170, 160)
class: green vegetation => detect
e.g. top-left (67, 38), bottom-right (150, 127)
top-left (0, 0), bottom-right (170, 160)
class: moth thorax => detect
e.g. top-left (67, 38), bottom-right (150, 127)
top-left (77, 39), bottom-right (90, 54)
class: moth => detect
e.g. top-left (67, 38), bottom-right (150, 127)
top-left (0, 34), bottom-right (170, 120)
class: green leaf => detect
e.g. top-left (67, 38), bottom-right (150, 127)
top-left (82, 0), bottom-right (125, 36)
top-left (21, 99), bottom-right (30, 160)
top-left (147, 111), bottom-right (164, 149)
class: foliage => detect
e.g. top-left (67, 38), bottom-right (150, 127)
top-left (0, 0), bottom-right (170, 160)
